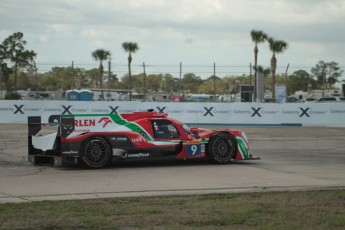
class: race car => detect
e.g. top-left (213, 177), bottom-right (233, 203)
top-left (28, 111), bottom-right (259, 169)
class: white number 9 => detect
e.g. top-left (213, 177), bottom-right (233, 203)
top-left (191, 145), bottom-right (198, 155)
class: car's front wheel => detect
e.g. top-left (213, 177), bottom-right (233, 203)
top-left (207, 133), bottom-right (237, 163)
top-left (80, 136), bottom-right (111, 169)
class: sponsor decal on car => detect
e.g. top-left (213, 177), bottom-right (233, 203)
top-left (62, 150), bottom-right (79, 155)
top-left (75, 119), bottom-right (96, 127)
top-left (127, 153), bottom-right (150, 158)
top-left (98, 117), bottom-right (112, 128)
top-left (131, 137), bottom-right (147, 143)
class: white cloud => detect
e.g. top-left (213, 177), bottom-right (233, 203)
top-left (49, 24), bottom-right (71, 34)
top-left (38, 35), bottom-right (49, 43)
top-left (0, 0), bottom-right (344, 78)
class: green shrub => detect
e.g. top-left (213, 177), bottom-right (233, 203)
top-left (5, 92), bottom-right (21, 100)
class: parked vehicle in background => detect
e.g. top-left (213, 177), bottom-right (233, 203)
top-left (286, 96), bottom-right (300, 103)
top-left (313, 97), bottom-right (345, 102)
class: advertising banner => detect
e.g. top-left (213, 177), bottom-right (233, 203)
top-left (1, 100), bottom-right (345, 126)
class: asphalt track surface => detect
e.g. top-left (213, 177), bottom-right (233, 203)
top-left (0, 124), bottom-right (344, 203)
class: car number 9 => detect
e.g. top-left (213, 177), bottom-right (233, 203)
top-left (191, 145), bottom-right (197, 155)
top-left (187, 144), bottom-right (201, 156)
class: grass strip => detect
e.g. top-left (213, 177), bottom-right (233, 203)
top-left (0, 189), bottom-right (345, 229)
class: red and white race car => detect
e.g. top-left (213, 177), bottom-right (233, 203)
top-left (28, 111), bottom-right (259, 168)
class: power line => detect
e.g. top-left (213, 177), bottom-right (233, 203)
top-left (33, 62), bottom-right (345, 78)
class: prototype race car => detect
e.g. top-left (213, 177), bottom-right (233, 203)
top-left (28, 111), bottom-right (259, 169)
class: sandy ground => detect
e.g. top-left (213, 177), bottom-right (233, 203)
top-left (0, 124), bottom-right (345, 203)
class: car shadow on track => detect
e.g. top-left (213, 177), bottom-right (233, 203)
top-left (57, 158), bottom-right (259, 171)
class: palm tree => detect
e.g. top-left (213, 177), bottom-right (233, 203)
top-left (250, 30), bottom-right (268, 101)
top-left (122, 42), bottom-right (139, 101)
top-left (256, 65), bottom-right (271, 76)
top-left (268, 38), bottom-right (288, 100)
top-left (91, 49), bottom-right (111, 88)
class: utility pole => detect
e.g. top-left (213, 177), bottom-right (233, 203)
top-left (71, 60), bottom-right (75, 101)
top-left (213, 62), bottom-right (216, 101)
top-left (249, 63), bottom-right (252, 102)
top-left (108, 59), bottom-right (111, 101)
top-left (179, 62), bottom-right (182, 97)
top-left (0, 66), bottom-right (3, 100)
top-left (143, 62), bottom-right (146, 102)
top-left (34, 59), bottom-right (38, 98)
top-left (72, 61), bottom-right (74, 91)
top-left (285, 63), bottom-right (290, 102)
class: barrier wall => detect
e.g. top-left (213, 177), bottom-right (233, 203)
top-left (1, 100), bottom-right (345, 126)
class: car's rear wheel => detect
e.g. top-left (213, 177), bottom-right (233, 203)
top-left (80, 136), bottom-right (111, 169)
top-left (207, 133), bottom-right (237, 163)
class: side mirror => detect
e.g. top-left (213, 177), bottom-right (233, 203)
top-left (189, 127), bottom-right (200, 139)
top-left (190, 127), bottom-right (199, 133)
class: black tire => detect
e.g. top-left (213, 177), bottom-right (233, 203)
top-left (80, 136), bottom-right (112, 169)
top-left (207, 133), bottom-right (237, 163)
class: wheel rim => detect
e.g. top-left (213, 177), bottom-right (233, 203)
top-left (84, 140), bottom-right (108, 165)
top-left (212, 137), bottom-right (234, 161)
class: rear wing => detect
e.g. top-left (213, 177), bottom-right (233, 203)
top-left (28, 115), bottom-right (75, 138)
top-left (28, 115), bottom-right (77, 166)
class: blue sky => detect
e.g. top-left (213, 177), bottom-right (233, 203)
top-left (1, 0), bottom-right (345, 82)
